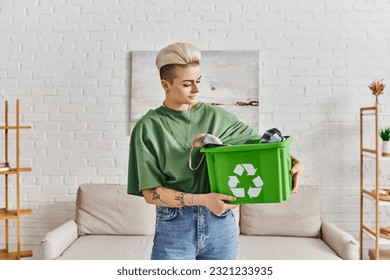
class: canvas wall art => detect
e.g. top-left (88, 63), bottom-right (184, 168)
top-left (130, 50), bottom-right (260, 131)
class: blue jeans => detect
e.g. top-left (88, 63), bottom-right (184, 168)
top-left (151, 205), bottom-right (238, 260)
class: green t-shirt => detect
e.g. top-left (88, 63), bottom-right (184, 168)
top-left (127, 102), bottom-right (259, 196)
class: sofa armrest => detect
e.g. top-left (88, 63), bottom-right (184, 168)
top-left (40, 220), bottom-right (79, 260)
top-left (321, 220), bottom-right (359, 260)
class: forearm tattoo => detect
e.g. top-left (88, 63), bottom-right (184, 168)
top-left (175, 194), bottom-right (185, 206)
top-left (150, 188), bottom-right (186, 207)
top-left (151, 189), bottom-right (160, 200)
top-left (150, 189), bottom-right (171, 206)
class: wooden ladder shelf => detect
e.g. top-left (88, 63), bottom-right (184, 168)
top-left (0, 100), bottom-right (32, 260)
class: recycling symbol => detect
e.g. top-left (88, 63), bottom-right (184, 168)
top-left (228, 163), bottom-right (264, 198)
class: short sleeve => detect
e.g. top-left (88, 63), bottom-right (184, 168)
top-left (127, 128), bottom-right (165, 197)
top-left (217, 109), bottom-right (260, 145)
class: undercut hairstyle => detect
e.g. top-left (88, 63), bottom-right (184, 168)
top-left (155, 42), bottom-right (201, 83)
top-left (159, 64), bottom-right (177, 84)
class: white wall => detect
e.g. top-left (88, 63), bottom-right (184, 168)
top-left (1, 0), bottom-right (390, 258)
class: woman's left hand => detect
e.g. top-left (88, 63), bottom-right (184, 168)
top-left (290, 159), bottom-right (304, 194)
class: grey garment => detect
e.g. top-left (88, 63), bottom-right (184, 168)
top-left (260, 128), bottom-right (285, 143)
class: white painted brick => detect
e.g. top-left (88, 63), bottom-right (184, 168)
top-left (78, 23), bottom-right (104, 32)
top-left (89, 32), bottom-right (115, 42)
top-left (52, 22), bottom-right (78, 32)
top-left (59, 88), bottom-right (84, 97)
top-left (230, 11), bottom-right (258, 21)
top-left (112, 68), bottom-right (127, 79)
top-left (6, 69), bottom-right (31, 78)
top-left (53, 5), bottom-right (80, 15)
top-left (278, 104), bottom-right (307, 114)
top-left (42, 167), bottom-right (68, 176)
top-left (300, 113), bottom-right (328, 122)
top-left (59, 159), bottom-right (87, 168)
top-left (19, 78), bottom-right (45, 87)
top-left (105, 177), bottom-right (122, 184)
top-left (119, 12), bottom-right (146, 23)
top-left (2, 6), bottom-right (25, 15)
top-left (98, 78), bottom-right (124, 86)
top-left (81, 5), bottom-right (106, 14)
top-left (74, 132), bottom-right (100, 141)
top-left (59, 104), bottom-right (85, 113)
top-left (202, 11), bottom-right (228, 21)
top-left (88, 122), bottom-right (113, 131)
top-left (2, 23), bottom-right (25, 33)
top-left (61, 141), bottom-right (87, 150)
top-left (101, 41), bottom-right (126, 51)
top-left (60, 122), bottom-right (86, 131)
top-left (46, 132), bottom-right (72, 141)
top-left (97, 167), bottom-right (124, 176)
top-left (47, 150), bottom-right (72, 159)
top-left (111, 104), bottom-right (127, 114)
top-left (99, 58), bottom-right (126, 69)
top-left (104, 113), bottom-right (127, 123)
top-left (89, 141), bottom-right (115, 150)
top-left (104, 23), bottom-right (130, 31)
top-left (85, 104), bottom-right (111, 114)
top-left (38, 13), bottom-right (64, 24)
top-left (69, 167), bottom-right (97, 176)
top-left (214, 0), bottom-right (241, 12)
top-left (77, 114), bottom-right (103, 122)
top-left (263, 57), bottom-right (290, 67)
top-left (88, 159), bottom-right (114, 167)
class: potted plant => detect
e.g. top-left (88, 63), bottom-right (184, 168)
top-left (380, 128), bottom-right (390, 156)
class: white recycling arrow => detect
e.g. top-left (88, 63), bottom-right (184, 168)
top-left (228, 176), bottom-right (245, 197)
top-left (231, 188), bottom-right (245, 198)
top-left (248, 176), bottom-right (263, 198)
top-left (242, 164), bottom-right (257, 175)
top-left (252, 176), bottom-right (263, 187)
top-left (228, 176), bottom-right (240, 188)
top-left (248, 187), bottom-right (262, 199)
top-left (233, 165), bottom-right (244, 176)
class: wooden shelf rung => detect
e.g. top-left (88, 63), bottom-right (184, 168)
top-left (369, 249), bottom-right (390, 260)
top-left (362, 224), bottom-right (376, 236)
top-left (0, 208), bottom-right (32, 220)
top-left (0, 125), bottom-right (31, 130)
top-left (362, 148), bottom-right (376, 154)
top-left (360, 106), bottom-right (377, 112)
top-left (0, 250), bottom-right (33, 260)
top-left (362, 189), bottom-right (375, 198)
top-left (0, 167), bottom-right (32, 175)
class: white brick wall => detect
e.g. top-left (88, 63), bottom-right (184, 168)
top-left (1, 0), bottom-right (390, 259)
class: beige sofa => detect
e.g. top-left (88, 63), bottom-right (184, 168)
top-left (39, 184), bottom-right (359, 260)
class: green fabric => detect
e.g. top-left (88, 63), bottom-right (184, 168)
top-left (127, 102), bottom-right (259, 196)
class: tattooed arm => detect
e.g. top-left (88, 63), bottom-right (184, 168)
top-left (142, 187), bottom-right (238, 216)
top-left (142, 187), bottom-right (193, 208)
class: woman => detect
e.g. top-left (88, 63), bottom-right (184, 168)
top-left (127, 42), bottom-right (304, 260)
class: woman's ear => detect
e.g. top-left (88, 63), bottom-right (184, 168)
top-left (161, 79), bottom-right (170, 93)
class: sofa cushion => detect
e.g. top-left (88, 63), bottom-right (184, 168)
top-left (76, 184), bottom-right (156, 235)
top-left (56, 235), bottom-right (154, 260)
top-left (237, 235), bottom-right (340, 260)
top-left (240, 186), bottom-right (321, 237)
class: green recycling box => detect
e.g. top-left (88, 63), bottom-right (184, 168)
top-left (201, 136), bottom-right (293, 204)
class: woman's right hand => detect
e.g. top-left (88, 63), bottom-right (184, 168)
top-left (196, 193), bottom-right (238, 216)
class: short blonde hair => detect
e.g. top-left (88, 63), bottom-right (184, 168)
top-left (155, 42), bottom-right (201, 82)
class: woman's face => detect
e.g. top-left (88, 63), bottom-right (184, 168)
top-left (162, 63), bottom-right (201, 110)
